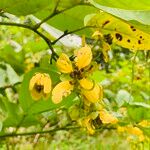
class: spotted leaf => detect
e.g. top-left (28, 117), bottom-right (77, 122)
top-left (85, 13), bottom-right (150, 50)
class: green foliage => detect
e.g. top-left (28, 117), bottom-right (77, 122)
top-left (0, 0), bottom-right (150, 148)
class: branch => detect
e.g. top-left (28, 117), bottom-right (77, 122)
top-left (34, 1), bottom-right (75, 30)
top-left (0, 126), bottom-right (116, 138)
top-left (0, 22), bottom-right (58, 58)
top-left (0, 126), bottom-right (79, 138)
top-left (51, 26), bottom-right (96, 45)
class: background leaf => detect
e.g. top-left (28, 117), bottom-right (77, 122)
top-left (89, 0), bottom-right (150, 32)
top-left (85, 12), bottom-right (150, 50)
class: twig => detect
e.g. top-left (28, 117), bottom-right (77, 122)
top-left (0, 126), bottom-right (79, 138)
top-left (52, 26), bottom-right (95, 45)
top-left (0, 126), bottom-right (116, 138)
top-left (33, 1), bottom-right (75, 30)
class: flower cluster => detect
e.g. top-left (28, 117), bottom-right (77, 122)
top-left (29, 73), bottom-right (51, 100)
top-left (29, 45), bottom-right (103, 105)
top-left (29, 45), bottom-right (119, 135)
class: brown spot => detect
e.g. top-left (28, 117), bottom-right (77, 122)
top-left (130, 26), bottom-right (134, 28)
top-left (115, 33), bottom-right (122, 41)
top-left (35, 85), bottom-right (43, 93)
top-left (130, 25), bottom-right (136, 31)
top-left (127, 39), bottom-right (130, 43)
top-left (104, 34), bottom-right (113, 45)
top-left (132, 28), bottom-right (136, 31)
top-left (102, 20), bottom-right (110, 28)
top-left (138, 40), bottom-right (141, 44)
top-left (140, 36), bottom-right (142, 39)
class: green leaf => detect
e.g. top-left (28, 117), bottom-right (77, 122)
top-left (127, 106), bottom-right (150, 122)
top-left (93, 0), bottom-right (150, 10)
top-left (21, 115), bottom-right (39, 127)
top-left (0, 45), bottom-right (25, 73)
top-left (6, 64), bottom-right (20, 85)
top-left (0, 122), bottom-right (2, 132)
top-left (116, 89), bottom-right (133, 107)
top-left (0, 0), bottom-right (52, 16)
top-left (0, 62), bottom-right (20, 88)
top-left (2, 97), bottom-right (23, 127)
top-left (89, 0), bottom-right (150, 26)
top-left (129, 102), bottom-right (150, 109)
top-left (85, 12), bottom-right (150, 50)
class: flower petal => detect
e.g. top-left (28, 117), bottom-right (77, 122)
top-left (74, 45), bottom-right (92, 69)
top-left (56, 53), bottom-right (73, 73)
top-left (30, 88), bottom-right (42, 101)
top-left (29, 73), bottom-right (52, 101)
top-left (79, 78), bottom-right (94, 90)
top-left (29, 73), bottom-right (42, 90)
top-left (52, 81), bottom-right (74, 104)
top-left (82, 84), bottom-right (103, 103)
top-left (99, 109), bottom-right (118, 124)
top-left (43, 75), bottom-right (52, 94)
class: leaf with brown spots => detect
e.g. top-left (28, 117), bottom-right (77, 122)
top-left (85, 13), bottom-right (150, 50)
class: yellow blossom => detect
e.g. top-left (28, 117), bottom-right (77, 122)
top-left (99, 109), bottom-right (118, 124)
top-left (117, 126), bottom-right (126, 133)
top-left (29, 73), bottom-right (51, 100)
top-left (92, 31), bottom-right (111, 62)
top-left (138, 120), bottom-right (150, 127)
top-left (52, 45), bottom-right (103, 104)
top-left (79, 116), bottom-right (95, 135)
top-left (74, 45), bottom-right (92, 69)
top-left (79, 78), bottom-right (94, 90)
top-left (52, 81), bottom-right (74, 104)
top-left (92, 31), bottom-right (103, 39)
top-left (126, 126), bottom-right (145, 142)
top-left (82, 84), bottom-right (103, 103)
top-left (56, 53), bottom-right (73, 73)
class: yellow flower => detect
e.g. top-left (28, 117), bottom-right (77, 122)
top-left (79, 78), bottom-right (94, 90)
top-left (92, 31), bottom-right (103, 39)
top-left (81, 82), bottom-right (103, 103)
top-left (99, 109), bottom-right (118, 124)
top-left (79, 116), bottom-right (95, 135)
top-left (52, 81), bottom-right (74, 104)
top-left (117, 126), bottom-right (126, 133)
top-left (92, 30), bottom-right (111, 62)
top-left (56, 53), bottom-right (73, 73)
top-left (74, 45), bottom-right (92, 70)
top-left (29, 73), bottom-right (51, 100)
top-left (52, 45), bottom-right (103, 104)
top-left (138, 120), bottom-right (150, 127)
top-left (126, 126), bottom-right (145, 142)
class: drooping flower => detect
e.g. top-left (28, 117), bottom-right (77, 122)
top-left (126, 126), bottom-right (145, 142)
top-left (99, 109), bottom-right (118, 124)
top-left (52, 45), bottom-right (103, 104)
top-left (81, 81), bottom-right (103, 103)
top-left (56, 53), bottom-right (73, 73)
top-left (92, 31), bottom-right (111, 62)
top-left (138, 120), bottom-right (150, 127)
top-left (52, 81), bottom-right (74, 104)
top-left (29, 73), bottom-right (51, 100)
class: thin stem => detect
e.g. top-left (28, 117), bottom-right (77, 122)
top-left (0, 126), bottom-right (79, 138)
top-left (0, 126), bottom-right (115, 138)
top-left (52, 26), bottom-right (95, 45)
top-left (34, 1), bottom-right (75, 30)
